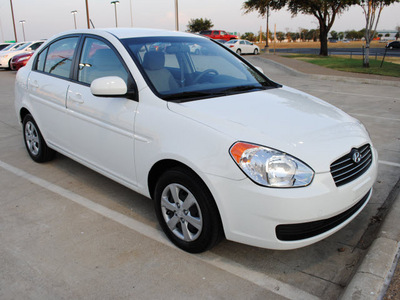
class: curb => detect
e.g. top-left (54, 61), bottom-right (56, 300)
top-left (253, 55), bottom-right (400, 88)
top-left (341, 178), bottom-right (400, 299)
top-left (250, 56), bottom-right (304, 77)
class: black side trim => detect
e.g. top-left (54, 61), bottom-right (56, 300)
top-left (275, 189), bottom-right (371, 241)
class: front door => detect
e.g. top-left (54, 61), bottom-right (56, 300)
top-left (65, 37), bottom-right (138, 187)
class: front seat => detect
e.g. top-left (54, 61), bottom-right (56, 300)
top-left (142, 51), bottom-right (179, 93)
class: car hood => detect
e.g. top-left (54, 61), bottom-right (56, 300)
top-left (167, 86), bottom-right (371, 173)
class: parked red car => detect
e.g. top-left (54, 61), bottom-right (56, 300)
top-left (200, 30), bottom-right (238, 41)
top-left (10, 52), bottom-right (34, 71)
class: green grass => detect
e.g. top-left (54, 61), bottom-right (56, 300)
top-left (283, 54), bottom-right (400, 77)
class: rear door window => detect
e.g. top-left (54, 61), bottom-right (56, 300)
top-left (37, 37), bottom-right (79, 78)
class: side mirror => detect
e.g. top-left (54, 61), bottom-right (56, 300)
top-left (26, 47), bottom-right (32, 51)
top-left (90, 76), bottom-right (128, 96)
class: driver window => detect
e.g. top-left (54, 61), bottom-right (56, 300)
top-left (78, 38), bottom-right (129, 85)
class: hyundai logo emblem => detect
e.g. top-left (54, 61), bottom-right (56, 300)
top-left (352, 151), bottom-right (362, 163)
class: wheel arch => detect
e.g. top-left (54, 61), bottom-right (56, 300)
top-left (19, 107), bottom-right (31, 124)
top-left (148, 159), bottom-right (198, 200)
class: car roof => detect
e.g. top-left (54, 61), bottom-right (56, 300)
top-left (50, 28), bottom-right (202, 40)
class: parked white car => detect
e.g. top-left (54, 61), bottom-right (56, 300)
top-left (225, 39), bottom-right (260, 55)
top-left (15, 28), bottom-right (377, 253)
top-left (0, 42), bottom-right (25, 54)
top-left (0, 43), bottom-right (12, 51)
top-left (0, 40), bottom-right (44, 69)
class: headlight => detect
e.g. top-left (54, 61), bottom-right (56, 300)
top-left (230, 142), bottom-right (314, 188)
top-left (17, 56), bottom-right (30, 62)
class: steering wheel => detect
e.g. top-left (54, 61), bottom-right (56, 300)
top-left (193, 69), bottom-right (219, 83)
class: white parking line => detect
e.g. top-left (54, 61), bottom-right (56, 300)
top-left (0, 159), bottom-right (318, 300)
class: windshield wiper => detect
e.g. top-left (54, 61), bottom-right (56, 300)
top-left (163, 90), bottom-right (225, 101)
top-left (222, 85), bottom-right (267, 94)
top-left (162, 85), bottom-right (268, 102)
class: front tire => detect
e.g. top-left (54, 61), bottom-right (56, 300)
top-left (154, 167), bottom-right (223, 253)
top-left (23, 114), bottom-right (55, 162)
top-left (254, 48), bottom-right (259, 55)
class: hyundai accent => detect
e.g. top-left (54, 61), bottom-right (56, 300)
top-left (15, 28), bottom-right (378, 253)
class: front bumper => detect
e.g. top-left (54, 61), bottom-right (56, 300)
top-left (205, 147), bottom-right (378, 250)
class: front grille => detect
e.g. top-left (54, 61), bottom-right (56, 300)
top-left (276, 189), bottom-right (371, 241)
top-left (330, 144), bottom-right (372, 187)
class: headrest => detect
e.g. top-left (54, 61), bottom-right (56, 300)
top-left (142, 51), bottom-right (165, 70)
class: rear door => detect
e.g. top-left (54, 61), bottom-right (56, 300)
top-left (244, 40), bottom-right (253, 53)
top-left (65, 36), bottom-right (138, 186)
top-left (27, 36), bottom-right (79, 150)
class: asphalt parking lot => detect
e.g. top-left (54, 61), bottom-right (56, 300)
top-left (0, 58), bottom-right (399, 299)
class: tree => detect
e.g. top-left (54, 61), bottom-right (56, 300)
top-left (285, 0), bottom-right (358, 56)
top-left (358, 0), bottom-right (400, 68)
top-left (306, 29), bottom-right (320, 41)
top-left (242, 0), bottom-right (286, 47)
top-left (276, 31), bottom-right (285, 42)
top-left (338, 31), bottom-right (345, 40)
top-left (330, 30), bottom-right (338, 39)
top-left (396, 26), bottom-right (400, 40)
top-left (300, 28), bottom-right (309, 41)
top-left (290, 32), bottom-right (300, 41)
top-left (241, 32), bottom-right (257, 41)
top-left (186, 18), bottom-right (213, 33)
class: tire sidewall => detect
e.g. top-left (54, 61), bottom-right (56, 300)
top-left (22, 114), bottom-right (53, 162)
top-left (154, 168), bottom-right (222, 253)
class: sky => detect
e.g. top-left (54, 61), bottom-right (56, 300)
top-left (0, 0), bottom-right (399, 42)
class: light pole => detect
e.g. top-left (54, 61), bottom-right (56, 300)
top-left (19, 20), bottom-right (26, 41)
top-left (129, 0), bottom-right (133, 27)
top-left (71, 10), bottom-right (78, 29)
top-left (174, 0), bottom-right (179, 31)
top-left (9, 0), bottom-right (17, 42)
top-left (85, 0), bottom-right (90, 29)
top-left (111, 1), bottom-right (120, 28)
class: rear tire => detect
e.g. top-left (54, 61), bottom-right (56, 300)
top-left (23, 114), bottom-right (55, 162)
top-left (154, 167), bottom-right (223, 253)
top-left (236, 49), bottom-right (242, 55)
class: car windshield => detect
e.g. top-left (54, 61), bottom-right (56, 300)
top-left (17, 43), bottom-right (31, 50)
top-left (2, 44), bottom-right (17, 51)
top-left (122, 36), bottom-right (278, 102)
top-left (13, 43), bottom-right (27, 50)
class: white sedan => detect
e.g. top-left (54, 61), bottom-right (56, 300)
top-left (225, 39), bottom-right (260, 55)
top-left (0, 40), bottom-right (44, 69)
top-left (15, 28), bottom-right (377, 253)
